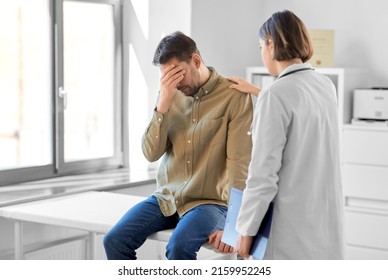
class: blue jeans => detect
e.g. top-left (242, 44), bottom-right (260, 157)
top-left (103, 196), bottom-right (227, 260)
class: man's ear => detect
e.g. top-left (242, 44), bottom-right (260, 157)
top-left (192, 53), bottom-right (202, 69)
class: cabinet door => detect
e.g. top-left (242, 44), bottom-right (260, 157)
top-left (343, 129), bottom-right (388, 165)
top-left (346, 245), bottom-right (388, 260)
top-left (345, 211), bottom-right (388, 250)
top-left (343, 164), bottom-right (388, 202)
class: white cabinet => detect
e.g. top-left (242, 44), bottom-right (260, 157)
top-left (246, 67), bottom-right (388, 259)
top-left (342, 125), bottom-right (388, 259)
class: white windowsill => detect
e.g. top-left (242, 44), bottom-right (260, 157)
top-left (0, 168), bottom-right (156, 207)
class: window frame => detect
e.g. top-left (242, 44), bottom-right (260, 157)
top-left (0, 0), bottom-right (127, 186)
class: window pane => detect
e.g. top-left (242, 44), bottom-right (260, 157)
top-left (0, 0), bottom-right (52, 170)
top-left (63, 1), bottom-right (115, 162)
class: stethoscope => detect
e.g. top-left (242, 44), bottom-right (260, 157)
top-left (276, 67), bottom-right (314, 79)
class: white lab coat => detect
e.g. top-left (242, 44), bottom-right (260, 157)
top-left (236, 63), bottom-right (344, 259)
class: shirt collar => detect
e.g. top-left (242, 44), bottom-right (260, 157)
top-left (195, 67), bottom-right (219, 97)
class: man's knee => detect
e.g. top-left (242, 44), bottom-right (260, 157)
top-left (165, 234), bottom-right (201, 260)
top-left (103, 230), bottom-right (122, 255)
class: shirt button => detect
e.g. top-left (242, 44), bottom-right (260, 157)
top-left (187, 140), bottom-right (191, 143)
top-left (247, 131), bottom-right (252, 135)
top-left (187, 161), bottom-right (190, 164)
top-left (195, 96), bottom-right (199, 100)
top-left (205, 91), bottom-right (209, 94)
top-left (158, 118), bottom-right (162, 122)
top-left (192, 119), bottom-right (196, 122)
top-left (156, 135), bottom-right (159, 138)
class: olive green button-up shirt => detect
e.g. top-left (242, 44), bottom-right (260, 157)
top-left (142, 69), bottom-right (253, 217)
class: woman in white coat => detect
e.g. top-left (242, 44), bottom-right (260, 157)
top-left (209, 10), bottom-right (344, 259)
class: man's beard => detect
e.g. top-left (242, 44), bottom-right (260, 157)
top-left (178, 85), bottom-right (198, 97)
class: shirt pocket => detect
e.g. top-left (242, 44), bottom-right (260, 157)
top-left (199, 117), bottom-right (226, 146)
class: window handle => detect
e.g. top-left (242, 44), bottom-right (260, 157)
top-left (58, 87), bottom-right (68, 110)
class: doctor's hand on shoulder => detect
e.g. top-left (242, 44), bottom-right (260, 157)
top-left (228, 77), bottom-right (261, 97)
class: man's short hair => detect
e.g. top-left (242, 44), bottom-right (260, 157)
top-left (152, 31), bottom-right (200, 65)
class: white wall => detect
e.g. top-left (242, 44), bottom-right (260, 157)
top-left (192, 0), bottom-right (388, 87)
top-left (191, 0), bottom-right (263, 77)
top-left (135, 0), bottom-right (388, 124)
top-left (261, 0), bottom-right (387, 87)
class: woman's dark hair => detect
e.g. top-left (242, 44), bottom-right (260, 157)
top-left (259, 10), bottom-right (313, 62)
top-left (152, 31), bottom-right (200, 65)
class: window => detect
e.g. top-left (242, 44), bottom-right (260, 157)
top-left (0, 0), bottom-right (52, 171)
top-left (63, 1), bottom-right (116, 162)
top-left (0, 0), bottom-right (125, 185)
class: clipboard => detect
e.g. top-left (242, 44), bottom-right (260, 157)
top-left (221, 187), bottom-right (274, 259)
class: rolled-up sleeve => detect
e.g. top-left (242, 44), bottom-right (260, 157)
top-left (142, 109), bottom-right (171, 162)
